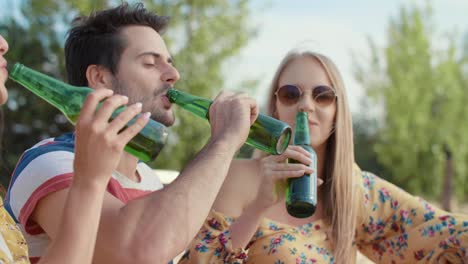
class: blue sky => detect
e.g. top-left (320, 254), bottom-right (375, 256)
top-left (224, 0), bottom-right (468, 113)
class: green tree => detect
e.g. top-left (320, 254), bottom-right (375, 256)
top-left (146, 0), bottom-right (256, 170)
top-left (353, 100), bottom-right (391, 182)
top-left (0, 0), bottom-right (255, 186)
top-left (354, 3), bottom-right (468, 205)
top-left (0, 1), bottom-right (111, 186)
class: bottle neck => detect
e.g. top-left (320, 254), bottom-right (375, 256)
top-left (166, 88), bottom-right (212, 119)
top-left (294, 111), bottom-right (310, 145)
top-left (9, 63), bottom-right (92, 122)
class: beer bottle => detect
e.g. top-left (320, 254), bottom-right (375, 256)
top-left (9, 63), bottom-right (168, 162)
top-left (285, 111), bottom-right (317, 218)
top-left (166, 88), bottom-right (291, 155)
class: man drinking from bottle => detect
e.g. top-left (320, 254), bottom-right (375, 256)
top-left (5, 2), bottom-right (258, 263)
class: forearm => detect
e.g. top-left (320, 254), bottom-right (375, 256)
top-left (118, 139), bottom-right (238, 262)
top-left (230, 202), bottom-right (266, 249)
top-left (39, 178), bottom-right (107, 264)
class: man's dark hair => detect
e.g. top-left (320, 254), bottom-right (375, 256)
top-left (65, 2), bottom-right (170, 86)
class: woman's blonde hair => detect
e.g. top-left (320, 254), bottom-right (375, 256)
top-left (258, 49), bottom-right (363, 263)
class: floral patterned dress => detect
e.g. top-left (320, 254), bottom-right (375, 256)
top-left (179, 171), bottom-right (468, 264)
top-left (0, 198), bottom-right (29, 264)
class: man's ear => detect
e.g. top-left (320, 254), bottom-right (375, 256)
top-left (86, 65), bottom-right (113, 90)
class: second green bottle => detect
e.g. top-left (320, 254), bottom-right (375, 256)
top-left (166, 89), bottom-right (291, 155)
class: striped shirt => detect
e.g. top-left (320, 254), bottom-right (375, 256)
top-left (4, 133), bottom-right (164, 263)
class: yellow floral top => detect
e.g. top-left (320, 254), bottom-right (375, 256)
top-left (0, 198), bottom-right (28, 264)
top-left (179, 171), bottom-right (468, 264)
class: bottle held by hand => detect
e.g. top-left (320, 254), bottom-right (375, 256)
top-left (9, 63), bottom-right (168, 162)
top-left (285, 111), bottom-right (317, 218)
top-left (166, 88), bottom-right (291, 155)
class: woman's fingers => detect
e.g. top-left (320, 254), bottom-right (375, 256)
top-left (93, 94), bottom-right (128, 123)
top-left (79, 89), bottom-right (114, 124)
top-left (118, 112), bottom-right (150, 143)
top-left (107, 102), bottom-right (143, 133)
top-left (317, 178), bottom-right (324, 186)
top-left (269, 146), bottom-right (313, 166)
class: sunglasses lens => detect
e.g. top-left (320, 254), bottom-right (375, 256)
top-left (313, 85), bottom-right (336, 106)
top-left (277, 85), bottom-right (301, 105)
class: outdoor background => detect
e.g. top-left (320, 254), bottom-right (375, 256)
top-left (0, 0), bottom-right (467, 213)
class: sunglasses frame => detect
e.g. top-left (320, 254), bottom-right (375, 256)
top-left (274, 84), bottom-right (338, 107)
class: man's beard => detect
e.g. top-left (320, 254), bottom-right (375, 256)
top-left (111, 78), bottom-right (175, 126)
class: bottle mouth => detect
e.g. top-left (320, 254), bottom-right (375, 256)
top-left (166, 88), bottom-right (178, 103)
top-left (8, 63), bottom-right (23, 82)
top-left (275, 126), bottom-right (292, 154)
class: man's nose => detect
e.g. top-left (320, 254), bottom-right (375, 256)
top-left (161, 64), bottom-right (180, 86)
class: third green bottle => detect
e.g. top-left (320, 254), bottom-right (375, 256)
top-left (285, 111), bottom-right (317, 218)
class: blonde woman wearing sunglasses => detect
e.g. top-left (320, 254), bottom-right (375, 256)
top-left (0, 33), bottom-right (149, 264)
top-left (180, 50), bottom-right (468, 264)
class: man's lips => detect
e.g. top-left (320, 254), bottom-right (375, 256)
top-left (161, 95), bottom-right (172, 109)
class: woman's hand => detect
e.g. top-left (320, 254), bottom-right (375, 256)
top-left (251, 145), bottom-right (319, 211)
top-left (73, 89), bottom-right (150, 187)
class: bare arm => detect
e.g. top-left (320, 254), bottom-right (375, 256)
top-left (227, 146), bottom-right (313, 249)
top-left (37, 179), bottom-right (106, 264)
top-left (34, 91), bottom-right (259, 264)
top-left (178, 146), bottom-right (316, 263)
top-left (37, 89), bottom-right (149, 264)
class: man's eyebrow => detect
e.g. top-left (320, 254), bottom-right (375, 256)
top-left (136, 51), bottom-right (173, 64)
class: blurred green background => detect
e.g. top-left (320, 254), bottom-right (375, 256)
top-left (0, 0), bottom-right (467, 211)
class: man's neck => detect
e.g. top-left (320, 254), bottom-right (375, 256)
top-left (116, 152), bottom-right (140, 182)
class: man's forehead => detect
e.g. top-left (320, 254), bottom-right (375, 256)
top-left (120, 26), bottom-right (171, 58)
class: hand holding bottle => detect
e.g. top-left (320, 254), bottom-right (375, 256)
top-left (73, 89), bottom-right (150, 186)
top-left (251, 146), bottom-right (318, 211)
top-left (167, 88), bottom-right (290, 155)
top-left (208, 91), bottom-right (259, 151)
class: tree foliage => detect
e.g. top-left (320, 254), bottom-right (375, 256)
top-left (354, 3), bottom-right (468, 201)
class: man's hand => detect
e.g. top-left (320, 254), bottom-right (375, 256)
top-left (208, 91), bottom-right (259, 151)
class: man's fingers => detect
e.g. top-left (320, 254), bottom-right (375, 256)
top-left (245, 97), bottom-right (259, 126)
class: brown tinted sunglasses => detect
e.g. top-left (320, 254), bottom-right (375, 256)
top-left (275, 84), bottom-right (337, 107)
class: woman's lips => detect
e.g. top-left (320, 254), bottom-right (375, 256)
top-left (0, 66), bottom-right (7, 77)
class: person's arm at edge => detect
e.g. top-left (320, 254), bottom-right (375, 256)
top-left (37, 177), bottom-right (107, 264)
top-left (37, 89), bottom-right (149, 264)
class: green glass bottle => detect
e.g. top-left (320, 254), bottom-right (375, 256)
top-left (285, 111), bottom-right (317, 218)
top-left (9, 63), bottom-right (168, 162)
top-left (166, 89), bottom-right (291, 155)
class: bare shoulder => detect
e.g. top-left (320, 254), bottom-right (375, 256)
top-left (212, 158), bottom-right (261, 217)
